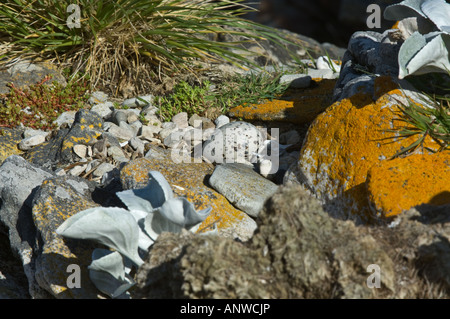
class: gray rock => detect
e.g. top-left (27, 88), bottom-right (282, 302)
top-left (90, 102), bottom-right (114, 119)
top-left (280, 130), bottom-right (301, 145)
top-left (142, 114), bottom-right (162, 127)
top-left (171, 112), bottom-right (189, 129)
top-left (119, 121), bottom-right (138, 137)
top-left (18, 134), bottom-right (47, 151)
top-left (107, 145), bottom-right (126, 160)
top-left (122, 95), bottom-right (153, 108)
top-left (53, 111), bottom-right (76, 128)
top-left (73, 144), bottom-right (89, 159)
top-left (188, 114), bottom-right (203, 128)
top-left (139, 125), bottom-right (159, 141)
top-left (112, 110), bottom-right (128, 125)
top-left (106, 122), bottom-right (134, 142)
top-left (214, 115), bottom-right (230, 128)
top-left (208, 163), bottom-right (279, 217)
top-left (159, 124), bottom-right (178, 141)
top-left (92, 162), bottom-right (116, 178)
top-left (23, 128), bottom-right (49, 139)
top-left (0, 155), bottom-right (54, 298)
top-left (279, 74), bottom-right (312, 88)
top-left (88, 91), bottom-right (108, 104)
top-left (129, 136), bottom-right (145, 154)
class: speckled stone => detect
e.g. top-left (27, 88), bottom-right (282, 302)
top-left (31, 175), bottom-right (101, 298)
top-left (120, 155), bottom-right (257, 241)
top-left (0, 128), bottom-right (24, 164)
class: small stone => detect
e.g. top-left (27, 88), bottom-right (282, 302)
top-left (279, 74), bottom-right (312, 88)
top-left (162, 122), bottom-right (177, 130)
top-left (53, 111), bottom-right (76, 128)
top-left (143, 114), bottom-right (162, 127)
top-left (107, 145), bottom-right (126, 159)
top-left (73, 144), bottom-right (88, 159)
top-left (112, 110), bottom-right (128, 125)
top-left (90, 102), bottom-right (114, 119)
top-left (68, 164), bottom-right (87, 176)
top-left (163, 130), bottom-right (184, 148)
top-left (139, 125), bottom-right (157, 141)
top-left (188, 114), bottom-right (203, 128)
top-left (92, 162), bottom-right (116, 178)
top-left (159, 125), bottom-right (178, 141)
top-left (214, 115), bottom-right (230, 128)
top-left (128, 120), bottom-right (142, 136)
top-left (200, 117), bottom-right (215, 130)
top-left (23, 128), bottom-right (49, 139)
top-left (88, 91), bottom-right (108, 104)
top-left (129, 136), bottom-right (145, 154)
top-left (171, 112), bottom-right (189, 129)
top-left (106, 122), bottom-right (134, 142)
top-left (122, 95), bottom-right (153, 108)
top-left (127, 112), bottom-right (139, 124)
top-left (18, 135), bottom-right (46, 151)
top-left (308, 69), bottom-right (337, 79)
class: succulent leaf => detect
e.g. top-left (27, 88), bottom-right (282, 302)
top-left (88, 250), bottom-right (135, 299)
top-left (421, 0), bottom-right (450, 32)
top-left (56, 207), bottom-right (144, 266)
top-left (384, 0), bottom-right (428, 21)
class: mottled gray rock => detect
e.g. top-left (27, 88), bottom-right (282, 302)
top-left (90, 102), bottom-right (114, 119)
top-left (129, 136), bottom-right (145, 154)
top-left (208, 163), bottom-right (279, 217)
top-left (92, 162), bottom-right (116, 178)
top-left (53, 111), bottom-right (76, 128)
top-left (171, 112), bottom-right (189, 129)
top-left (112, 110), bottom-right (128, 125)
top-left (105, 122), bottom-right (134, 142)
top-left (0, 155), bottom-right (54, 298)
top-left (202, 121), bottom-right (265, 165)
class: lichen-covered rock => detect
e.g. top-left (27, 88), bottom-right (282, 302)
top-left (295, 76), bottom-right (441, 223)
top-left (31, 175), bottom-right (102, 298)
top-left (120, 154), bottom-right (257, 241)
top-left (0, 155), bottom-right (54, 298)
top-left (228, 79), bottom-right (336, 125)
top-left (0, 128), bottom-right (24, 164)
top-left (367, 152), bottom-right (450, 217)
top-left (0, 61), bottom-right (66, 94)
top-left (134, 184), bottom-right (396, 299)
top-left (25, 110), bottom-right (103, 169)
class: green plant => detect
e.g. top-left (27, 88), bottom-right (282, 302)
top-left (0, 74), bottom-right (90, 130)
top-left (0, 0), bottom-right (300, 95)
top-left (157, 71), bottom-right (290, 121)
top-left (387, 92), bottom-right (450, 158)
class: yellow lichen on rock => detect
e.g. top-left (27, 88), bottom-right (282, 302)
top-left (367, 152), bottom-right (450, 217)
top-left (228, 79), bottom-right (336, 124)
top-left (297, 76), bottom-right (441, 222)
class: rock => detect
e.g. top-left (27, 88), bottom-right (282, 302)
top-left (0, 128), bottom-right (24, 164)
top-left (88, 91), bottom-right (108, 105)
top-left (112, 110), bottom-right (128, 125)
top-left (106, 122), bottom-right (134, 142)
top-left (171, 112), bottom-right (189, 129)
top-left (134, 184), bottom-right (395, 298)
top-left (316, 56), bottom-right (341, 72)
top-left (120, 155), bottom-right (257, 241)
top-left (367, 152), bottom-right (450, 217)
top-left (0, 60), bottom-right (66, 94)
top-left (295, 76), bottom-right (442, 223)
top-left (120, 121), bottom-right (138, 137)
top-left (228, 79), bottom-right (336, 124)
top-left (68, 163), bottom-right (88, 176)
top-left (279, 74), bottom-right (312, 88)
top-left (0, 155), bottom-right (54, 298)
top-left (92, 162), bottom-right (116, 178)
top-left (188, 114), bottom-right (202, 128)
top-left (159, 123), bottom-right (178, 141)
top-left (73, 144), bottom-right (88, 159)
top-left (23, 128), bottom-right (49, 139)
top-left (122, 95), bottom-right (153, 108)
top-left (107, 145), bottom-right (126, 161)
top-left (208, 163), bottom-right (279, 217)
top-left (129, 137), bottom-right (145, 155)
top-left (142, 114), bottom-right (162, 128)
top-left (90, 102), bottom-right (114, 119)
top-left (53, 111), bottom-right (76, 128)
top-left (214, 115), bottom-right (230, 128)
top-left (202, 121), bottom-right (266, 165)
top-left (127, 112), bottom-right (139, 124)
top-left (279, 130), bottom-right (301, 145)
top-left (31, 175), bottom-right (102, 298)
top-left (18, 134), bottom-right (46, 151)
top-left (139, 125), bottom-right (160, 141)
top-left (27, 110), bottom-right (103, 169)
top-left (307, 69), bottom-right (338, 79)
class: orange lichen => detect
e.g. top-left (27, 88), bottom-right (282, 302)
top-left (120, 157), bottom-right (249, 231)
top-left (298, 77), bottom-right (441, 222)
top-left (367, 152), bottom-right (450, 217)
top-left (228, 79), bottom-right (337, 124)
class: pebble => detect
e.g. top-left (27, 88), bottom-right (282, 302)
top-left (122, 95), bottom-right (153, 108)
top-left (88, 91), bottom-right (108, 105)
top-left (18, 135), bottom-right (47, 151)
top-left (129, 137), bottom-right (145, 154)
top-left (280, 130), bottom-right (301, 145)
top-left (90, 102), bottom-right (114, 119)
top-left (23, 128), bottom-right (49, 139)
top-left (73, 144), bottom-right (88, 159)
top-left (112, 110), bottom-right (128, 125)
top-left (172, 112), bottom-right (189, 129)
top-left (214, 115), bottom-right (230, 128)
top-left (92, 162), bottom-right (116, 178)
top-left (53, 111), bottom-right (76, 128)
top-left (106, 122), bottom-right (134, 142)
